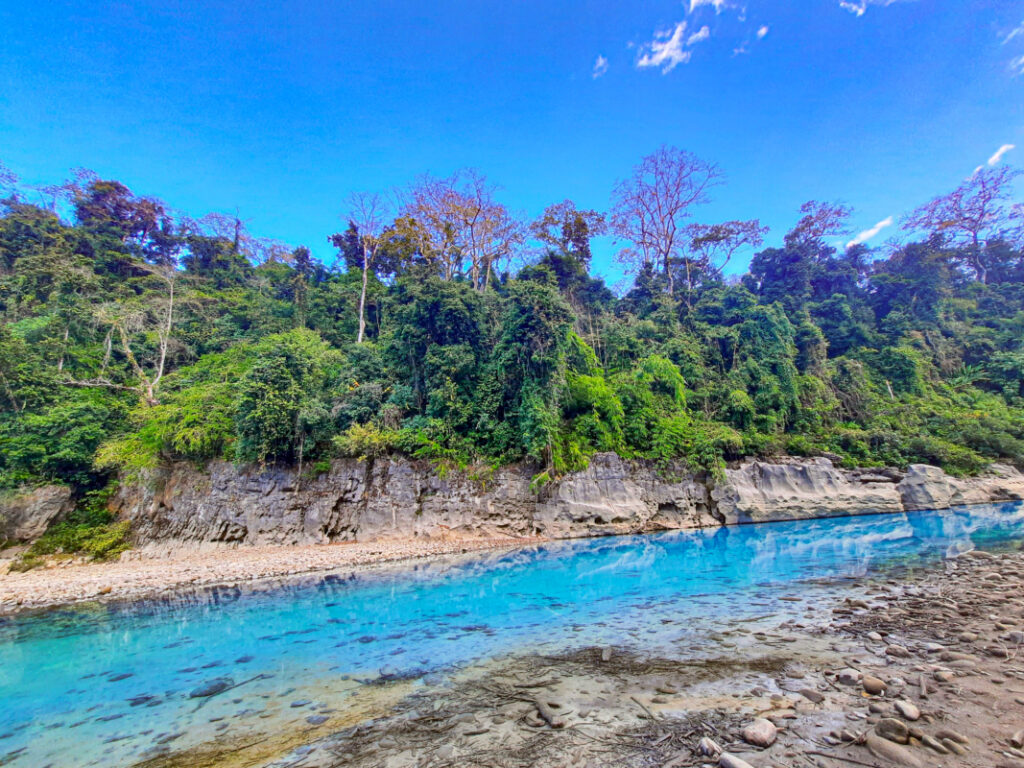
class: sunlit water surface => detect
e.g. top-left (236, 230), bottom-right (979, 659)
top-left (2, 501), bottom-right (1024, 766)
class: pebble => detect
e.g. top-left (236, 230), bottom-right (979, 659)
top-left (862, 675), bottom-right (886, 695)
top-left (865, 733), bottom-right (922, 767)
top-left (798, 688), bottom-right (824, 704)
top-left (718, 753), bottom-right (756, 768)
top-left (920, 734), bottom-right (949, 754)
top-left (698, 736), bottom-right (721, 756)
top-left (893, 700), bottom-right (920, 721)
top-left (741, 718), bottom-right (777, 747)
top-left (837, 668), bottom-right (862, 685)
top-left (941, 738), bottom-right (967, 755)
top-left (876, 718), bottom-right (910, 744)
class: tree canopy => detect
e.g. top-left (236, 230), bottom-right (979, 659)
top-left (2, 153), bottom-right (1024, 499)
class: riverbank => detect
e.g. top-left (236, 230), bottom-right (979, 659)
top-left (240, 544), bottom-right (1024, 768)
top-left (0, 534), bottom-right (542, 615)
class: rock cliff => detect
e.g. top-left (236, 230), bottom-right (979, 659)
top-left (0, 486), bottom-right (74, 542)
top-left (710, 457), bottom-right (904, 525)
top-left (112, 453), bottom-right (716, 552)
top-left (104, 454), bottom-right (1024, 550)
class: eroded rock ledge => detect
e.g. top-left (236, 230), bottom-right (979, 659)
top-left (101, 454), bottom-right (1024, 552)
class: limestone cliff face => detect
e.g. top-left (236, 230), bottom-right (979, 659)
top-left (534, 453), bottom-right (715, 536)
top-left (112, 453), bottom-right (716, 551)
top-left (0, 486), bottom-right (74, 542)
top-left (109, 454), bottom-right (1024, 550)
top-left (709, 458), bottom-right (904, 525)
top-left (898, 463), bottom-right (1024, 511)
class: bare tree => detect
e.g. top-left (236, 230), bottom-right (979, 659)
top-left (195, 211), bottom-right (255, 257)
top-left (903, 165), bottom-right (1022, 284)
top-left (0, 160), bottom-right (16, 196)
top-left (68, 264), bottom-right (178, 405)
top-left (685, 219), bottom-right (768, 294)
top-left (610, 146), bottom-right (723, 295)
top-left (344, 191), bottom-right (390, 343)
top-left (784, 200), bottom-right (852, 248)
top-left (402, 170), bottom-right (524, 290)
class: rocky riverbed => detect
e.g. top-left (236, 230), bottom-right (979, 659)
top-left (132, 543), bottom-right (1024, 768)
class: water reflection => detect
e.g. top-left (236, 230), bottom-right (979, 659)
top-left (0, 501), bottom-right (1022, 767)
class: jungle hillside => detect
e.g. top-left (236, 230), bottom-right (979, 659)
top-left (2, 150), bottom-right (1024, 503)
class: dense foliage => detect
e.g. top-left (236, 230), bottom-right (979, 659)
top-left (2, 158), bottom-right (1023, 508)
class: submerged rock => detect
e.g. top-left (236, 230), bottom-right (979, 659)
top-left (189, 677), bottom-right (233, 698)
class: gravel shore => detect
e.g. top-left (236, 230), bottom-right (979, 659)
top-left (0, 535), bottom-right (542, 616)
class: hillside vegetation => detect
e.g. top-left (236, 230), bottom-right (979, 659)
top-left (2, 151), bottom-right (1023, 503)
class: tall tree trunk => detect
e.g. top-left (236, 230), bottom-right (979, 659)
top-left (357, 246), bottom-right (369, 344)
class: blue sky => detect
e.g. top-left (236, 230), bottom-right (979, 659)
top-left (1, 0), bottom-right (1023, 284)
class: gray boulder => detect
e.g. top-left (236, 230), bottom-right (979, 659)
top-left (0, 486), bottom-right (73, 542)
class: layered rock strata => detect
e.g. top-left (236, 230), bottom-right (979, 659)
top-left (106, 454), bottom-right (1024, 551)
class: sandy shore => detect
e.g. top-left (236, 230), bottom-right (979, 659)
top-left (0, 535), bottom-right (543, 616)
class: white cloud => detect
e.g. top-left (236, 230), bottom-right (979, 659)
top-left (688, 0), bottom-right (734, 13)
top-left (687, 25), bottom-right (711, 45)
top-left (1004, 21), bottom-right (1024, 44)
top-left (839, 0), bottom-right (908, 17)
top-left (846, 216), bottom-right (894, 249)
top-left (637, 22), bottom-right (692, 73)
top-left (989, 144), bottom-right (1015, 165)
top-left (592, 55), bottom-right (609, 79)
top-left (757, 25), bottom-right (769, 39)
top-left (1012, 54), bottom-right (1024, 76)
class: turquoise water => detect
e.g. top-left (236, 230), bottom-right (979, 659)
top-left (2, 501), bottom-right (1024, 767)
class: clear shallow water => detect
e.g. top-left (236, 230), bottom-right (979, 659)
top-left (2, 502), bottom-right (1024, 767)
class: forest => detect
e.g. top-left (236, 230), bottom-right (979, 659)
top-left (2, 148), bottom-right (1023, 513)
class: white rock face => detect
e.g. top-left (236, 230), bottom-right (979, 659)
top-left (899, 463), bottom-right (1024, 511)
top-left (0, 486), bottom-right (74, 542)
top-left (710, 457), bottom-right (903, 525)
top-left (534, 453), bottom-right (715, 537)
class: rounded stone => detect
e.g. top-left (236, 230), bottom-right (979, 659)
top-left (876, 717), bottom-right (910, 744)
top-left (862, 675), bottom-right (887, 695)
